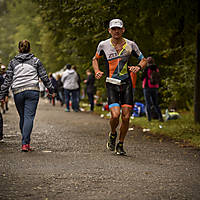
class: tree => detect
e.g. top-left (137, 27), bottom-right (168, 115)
top-left (195, 0), bottom-right (200, 123)
top-left (0, 0), bottom-right (198, 110)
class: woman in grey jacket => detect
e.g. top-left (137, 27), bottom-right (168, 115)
top-left (0, 40), bottom-right (55, 152)
top-left (61, 64), bottom-right (79, 112)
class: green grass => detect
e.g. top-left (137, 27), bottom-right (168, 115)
top-left (131, 113), bottom-right (200, 148)
top-left (81, 102), bottom-right (200, 148)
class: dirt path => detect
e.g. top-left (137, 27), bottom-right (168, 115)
top-left (0, 99), bottom-right (200, 200)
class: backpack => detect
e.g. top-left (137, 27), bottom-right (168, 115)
top-left (149, 65), bottom-right (160, 85)
top-left (132, 102), bottom-right (145, 117)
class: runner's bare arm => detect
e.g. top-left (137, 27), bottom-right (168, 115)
top-left (92, 56), bottom-right (104, 79)
top-left (128, 58), bottom-right (147, 73)
top-left (138, 57), bottom-right (147, 69)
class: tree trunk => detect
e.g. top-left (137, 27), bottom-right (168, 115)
top-left (194, 1), bottom-right (200, 123)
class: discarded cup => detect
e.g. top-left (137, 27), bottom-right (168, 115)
top-left (42, 150), bottom-right (52, 153)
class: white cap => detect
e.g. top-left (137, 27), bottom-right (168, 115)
top-left (109, 19), bottom-right (123, 29)
top-left (1, 65), bottom-right (6, 69)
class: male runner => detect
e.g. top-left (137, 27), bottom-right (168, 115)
top-left (92, 19), bottom-right (147, 155)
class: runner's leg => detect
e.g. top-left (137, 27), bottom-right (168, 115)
top-left (107, 105), bottom-right (120, 151)
top-left (110, 106), bottom-right (120, 133)
top-left (119, 106), bottom-right (131, 142)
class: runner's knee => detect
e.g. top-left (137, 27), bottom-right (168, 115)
top-left (121, 114), bottom-right (130, 122)
top-left (111, 112), bottom-right (120, 120)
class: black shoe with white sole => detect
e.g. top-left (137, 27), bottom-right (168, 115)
top-left (116, 142), bottom-right (126, 155)
top-left (107, 132), bottom-right (117, 151)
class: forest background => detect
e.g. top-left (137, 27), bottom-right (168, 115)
top-left (0, 0), bottom-right (198, 110)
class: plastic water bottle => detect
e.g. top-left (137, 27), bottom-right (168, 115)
top-left (165, 109), bottom-right (169, 120)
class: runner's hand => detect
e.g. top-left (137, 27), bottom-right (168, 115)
top-left (95, 71), bottom-right (104, 79)
top-left (128, 66), bottom-right (141, 73)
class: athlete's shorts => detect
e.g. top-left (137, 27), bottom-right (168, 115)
top-left (106, 80), bottom-right (133, 109)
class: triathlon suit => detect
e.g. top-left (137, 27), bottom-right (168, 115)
top-left (95, 38), bottom-right (144, 109)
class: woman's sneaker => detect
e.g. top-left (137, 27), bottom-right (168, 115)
top-left (107, 132), bottom-right (117, 151)
top-left (27, 144), bottom-right (33, 151)
top-left (21, 144), bottom-right (29, 152)
top-left (116, 143), bottom-right (126, 155)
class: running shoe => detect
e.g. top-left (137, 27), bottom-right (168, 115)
top-left (21, 144), bottom-right (29, 152)
top-left (107, 132), bottom-right (117, 151)
top-left (116, 143), bottom-right (126, 155)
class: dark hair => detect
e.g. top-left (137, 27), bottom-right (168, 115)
top-left (86, 69), bottom-right (91, 73)
top-left (48, 72), bottom-right (53, 77)
top-left (66, 64), bottom-right (71, 70)
top-left (147, 56), bottom-right (155, 65)
top-left (18, 40), bottom-right (31, 53)
top-left (72, 65), bottom-right (77, 70)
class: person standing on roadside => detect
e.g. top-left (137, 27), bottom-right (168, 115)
top-left (0, 71), bottom-right (4, 142)
top-left (0, 109), bottom-right (3, 142)
top-left (72, 65), bottom-right (81, 111)
top-left (61, 64), bottom-right (79, 112)
top-left (84, 69), bottom-right (95, 112)
top-left (0, 40), bottom-right (55, 152)
top-left (0, 64), bottom-right (9, 142)
top-left (142, 56), bottom-right (163, 122)
top-left (0, 65), bottom-right (9, 113)
top-left (39, 78), bottom-right (46, 98)
top-left (56, 74), bottom-right (64, 106)
top-left (92, 19), bottom-right (147, 155)
top-left (48, 72), bottom-right (57, 106)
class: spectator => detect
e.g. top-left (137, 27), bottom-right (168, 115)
top-left (84, 69), bottom-right (95, 112)
top-left (61, 64), bottom-right (79, 112)
top-left (39, 78), bottom-right (46, 98)
top-left (0, 69), bottom-right (4, 142)
top-left (142, 56), bottom-right (163, 122)
top-left (56, 74), bottom-right (64, 106)
top-left (0, 65), bottom-right (9, 113)
top-left (49, 72), bottom-right (57, 106)
top-left (0, 40), bottom-right (55, 151)
top-left (72, 65), bottom-right (81, 111)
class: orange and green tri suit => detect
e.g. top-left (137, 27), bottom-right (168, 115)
top-left (95, 38), bottom-right (144, 109)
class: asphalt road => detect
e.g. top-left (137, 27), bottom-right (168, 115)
top-left (0, 99), bottom-right (200, 200)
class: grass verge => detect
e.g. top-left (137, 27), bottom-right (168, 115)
top-left (131, 113), bottom-right (200, 148)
